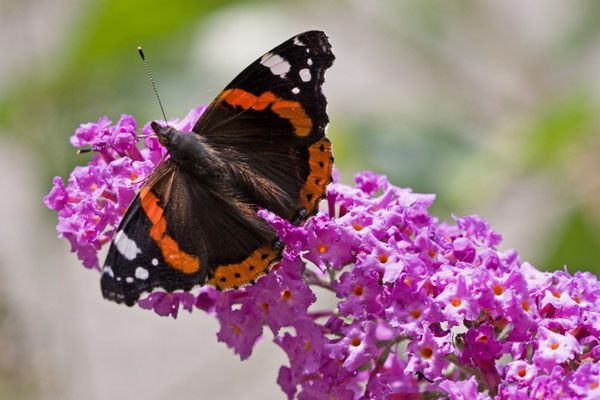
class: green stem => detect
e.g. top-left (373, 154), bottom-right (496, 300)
top-left (443, 353), bottom-right (485, 387)
top-left (303, 268), bottom-right (336, 293)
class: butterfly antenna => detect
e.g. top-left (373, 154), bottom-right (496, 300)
top-left (76, 138), bottom-right (140, 154)
top-left (138, 46), bottom-right (168, 123)
top-left (76, 48), bottom-right (164, 156)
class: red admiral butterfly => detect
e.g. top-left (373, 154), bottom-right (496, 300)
top-left (101, 31), bottom-right (335, 306)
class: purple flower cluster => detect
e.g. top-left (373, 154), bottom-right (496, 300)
top-left (45, 110), bottom-right (600, 399)
top-left (43, 106), bottom-right (206, 269)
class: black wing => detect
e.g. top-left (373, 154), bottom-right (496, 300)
top-left (193, 30), bottom-right (335, 223)
top-left (101, 161), bottom-right (282, 305)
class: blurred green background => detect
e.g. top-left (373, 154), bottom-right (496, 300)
top-left (1, 0), bottom-right (600, 399)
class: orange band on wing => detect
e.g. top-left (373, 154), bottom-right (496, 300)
top-left (207, 244), bottom-right (281, 290)
top-left (221, 89), bottom-right (257, 110)
top-left (271, 100), bottom-right (312, 137)
top-left (253, 91), bottom-right (277, 111)
top-left (140, 188), bottom-right (200, 274)
top-left (221, 89), bottom-right (312, 137)
top-left (140, 186), bottom-right (163, 224)
top-left (299, 137), bottom-right (334, 215)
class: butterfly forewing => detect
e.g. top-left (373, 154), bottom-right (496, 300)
top-left (101, 162), bottom-right (205, 305)
top-left (193, 30), bottom-right (334, 221)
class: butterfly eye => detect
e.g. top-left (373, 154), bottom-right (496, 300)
top-left (158, 135), bottom-right (169, 147)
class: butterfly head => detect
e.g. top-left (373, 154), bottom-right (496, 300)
top-left (150, 121), bottom-right (178, 148)
top-left (150, 120), bottom-right (216, 171)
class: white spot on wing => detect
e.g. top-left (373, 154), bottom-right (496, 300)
top-left (104, 266), bottom-right (114, 278)
top-left (307, 58), bottom-right (313, 66)
top-left (292, 87), bottom-right (300, 94)
top-left (151, 258), bottom-right (159, 266)
top-left (125, 277), bottom-right (134, 283)
top-left (299, 68), bottom-right (311, 82)
top-left (114, 231), bottom-right (141, 260)
top-left (260, 53), bottom-right (290, 76)
top-left (293, 36), bottom-right (305, 46)
top-left (135, 267), bottom-right (149, 280)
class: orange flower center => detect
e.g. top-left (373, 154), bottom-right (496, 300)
top-left (493, 284), bottom-right (504, 296)
top-left (420, 346), bottom-right (433, 359)
top-left (352, 223), bottom-right (363, 231)
top-left (378, 254), bottom-right (389, 263)
top-left (451, 298), bottom-right (462, 307)
top-left (353, 285), bottom-right (364, 297)
top-left (518, 368), bottom-right (527, 378)
top-left (350, 338), bottom-right (362, 347)
top-left (233, 325), bottom-right (241, 335)
top-left (317, 243), bottom-right (327, 253)
top-left (411, 310), bottom-right (421, 319)
top-left (281, 290), bottom-right (292, 301)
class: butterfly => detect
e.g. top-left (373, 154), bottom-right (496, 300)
top-left (101, 31), bottom-right (335, 306)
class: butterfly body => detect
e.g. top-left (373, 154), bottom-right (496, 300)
top-left (152, 123), bottom-right (226, 180)
top-left (101, 31), bottom-right (334, 306)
